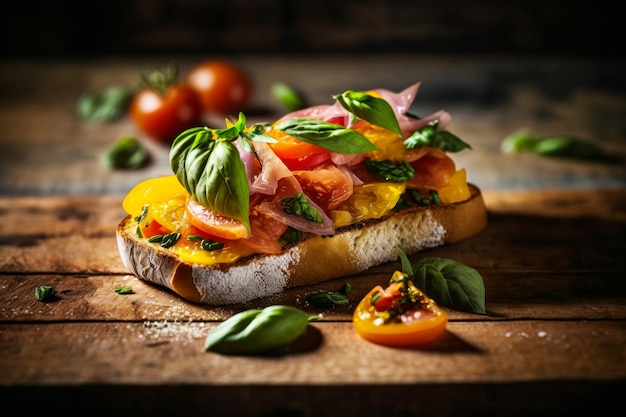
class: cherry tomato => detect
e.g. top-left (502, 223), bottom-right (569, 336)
top-left (186, 60), bottom-right (253, 116)
top-left (353, 271), bottom-right (448, 347)
top-left (130, 86), bottom-right (202, 145)
top-left (267, 127), bottom-right (331, 170)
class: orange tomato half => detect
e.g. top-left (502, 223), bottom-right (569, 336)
top-left (353, 276), bottom-right (448, 347)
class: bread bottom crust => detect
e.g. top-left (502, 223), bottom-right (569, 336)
top-left (117, 184), bottom-right (487, 305)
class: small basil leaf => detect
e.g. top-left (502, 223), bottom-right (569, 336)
top-left (170, 127), bottom-right (250, 231)
top-left (333, 90), bottom-right (402, 136)
top-left (102, 137), bottom-right (150, 169)
top-left (274, 118), bottom-right (377, 154)
top-left (411, 257), bottom-right (486, 314)
top-left (205, 306), bottom-right (311, 355)
top-left (404, 120), bottom-right (472, 153)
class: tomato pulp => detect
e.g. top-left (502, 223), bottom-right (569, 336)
top-left (353, 271), bottom-right (448, 347)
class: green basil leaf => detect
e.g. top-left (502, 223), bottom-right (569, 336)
top-left (404, 120), bottom-right (472, 153)
top-left (102, 137), bottom-right (150, 169)
top-left (305, 289), bottom-right (349, 308)
top-left (77, 86), bottom-right (134, 122)
top-left (333, 90), bottom-right (402, 136)
top-left (274, 117), bottom-right (378, 154)
top-left (365, 158), bottom-right (415, 182)
top-left (204, 305), bottom-right (311, 355)
top-left (411, 257), bottom-right (486, 314)
top-left (397, 247), bottom-right (414, 277)
top-left (170, 127), bottom-right (250, 231)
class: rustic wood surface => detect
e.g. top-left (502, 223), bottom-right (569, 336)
top-left (1, 56), bottom-right (625, 416)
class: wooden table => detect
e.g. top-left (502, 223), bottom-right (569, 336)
top-left (1, 54), bottom-right (625, 416)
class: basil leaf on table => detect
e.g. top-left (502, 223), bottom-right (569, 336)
top-left (170, 126), bottom-right (251, 232)
top-left (411, 257), bottom-right (486, 315)
top-left (204, 305), bottom-right (316, 355)
top-left (333, 90), bottom-right (402, 136)
top-left (274, 118), bottom-right (378, 154)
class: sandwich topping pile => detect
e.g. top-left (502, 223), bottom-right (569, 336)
top-left (121, 82), bottom-right (475, 267)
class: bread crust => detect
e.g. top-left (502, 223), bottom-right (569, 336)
top-left (116, 184), bottom-right (487, 305)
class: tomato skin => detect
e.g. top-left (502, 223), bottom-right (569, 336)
top-left (267, 127), bottom-right (331, 170)
top-left (186, 60), bottom-right (253, 116)
top-left (186, 197), bottom-right (249, 240)
top-left (130, 85), bottom-right (202, 144)
top-left (353, 277), bottom-right (448, 347)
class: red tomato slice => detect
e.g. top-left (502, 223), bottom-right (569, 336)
top-left (407, 148), bottom-right (456, 189)
top-left (292, 164), bottom-right (353, 212)
top-left (185, 198), bottom-right (249, 240)
top-left (267, 128), bottom-right (331, 170)
top-left (239, 211), bottom-right (287, 255)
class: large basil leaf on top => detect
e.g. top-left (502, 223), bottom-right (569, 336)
top-left (411, 257), bottom-right (486, 314)
top-left (274, 118), bottom-right (377, 154)
top-left (170, 127), bottom-right (250, 231)
top-left (333, 90), bottom-right (402, 136)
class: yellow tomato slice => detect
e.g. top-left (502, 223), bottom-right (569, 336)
top-left (122, 175), bottom-right (187, 216)
top-left (353, 282), bottom-right (448, 347)
top-left (435, 168), bottom-right (471, 205)
top-left (330, 182), bottom-right (405, 227)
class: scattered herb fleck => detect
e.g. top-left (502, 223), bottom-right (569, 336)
top-left (115, 286), bottom-right (134, 294)
top-left (35, 285), bottom-right (56, 301)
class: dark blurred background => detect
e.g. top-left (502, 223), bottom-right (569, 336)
top-left (2, 0), bottom-right (622, 57)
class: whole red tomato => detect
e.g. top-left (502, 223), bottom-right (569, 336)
top-left (186, 60), bottom-right (252, 116)
top-left (130, 66), bottom-right (203, 145)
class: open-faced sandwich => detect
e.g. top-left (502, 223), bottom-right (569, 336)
top-left (116, 83), bottom-right (487, 305)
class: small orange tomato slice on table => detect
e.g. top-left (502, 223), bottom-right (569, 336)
top-left (353, 272), bottom-right (448, 347)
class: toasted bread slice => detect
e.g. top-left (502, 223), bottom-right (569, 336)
top-left (116, 184), bottom-right (487, 305)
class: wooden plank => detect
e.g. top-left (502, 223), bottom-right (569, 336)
top-left (2, 321), bottom-right (624, 385)
top-left (1, 273), bottom-right (625, 322)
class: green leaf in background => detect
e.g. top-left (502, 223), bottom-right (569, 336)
top-left (333, 90), bottom-right (402, 136)
top-left (102, 137), bottom-right (150, 169)
top-left (501, 131), bottom-right (611, 161)
top-left (77, 86), bottom-right (134, 122)
top-left (271, 82), bottom-right (305, 112)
